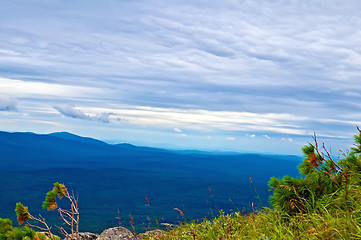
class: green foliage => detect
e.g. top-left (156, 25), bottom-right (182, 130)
top-left (42, 182), bottom-right (68, 210)
top-left (0, 218), bottom-right (36, 240)
top-left (350, 129), bottom-right (361, 153)
top-left (269, 129), bottom-right (361, 216)
top-left (140, 207), bottom-right (361, 239)
top-left (14, 182), bottom-right (78, 239)
top-left (0, 218), bottom-right (13, 236)
top-left (269, 176), bottom-right (310, 214)
top-left (34, 233), bottom-right (60, 240)
top-left (42, 190), bottom-right (58, 211)
top-left (14, 203), bottom-right (31, 226)
top-left (52, 182), bottom-right (67, 198)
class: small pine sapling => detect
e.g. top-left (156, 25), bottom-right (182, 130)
top-left (42, 182), bottom-right (80, 239)
top-left (15, 182), bottom-right (80, 240)
top-left (15, 202), bottom-right (54, 239)
top-left (269, 127), bottom-right (361, 215)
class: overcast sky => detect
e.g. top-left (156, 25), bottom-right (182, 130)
top-left (1, 0), bottom-right (360, 154)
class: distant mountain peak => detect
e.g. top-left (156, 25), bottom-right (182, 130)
top-left (49, 132), bottom-right (107, 145)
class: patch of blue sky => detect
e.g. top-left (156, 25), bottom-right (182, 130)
top-left (1, 0), bottom-right (361, 154)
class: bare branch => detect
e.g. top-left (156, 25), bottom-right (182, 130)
top-left (58, 226), bottom-right (70, 239)
top-left (322, 143), bottom-right (342, 171)
top-left (312, 133), bottom-right (326, 163)
top-left (356, 125), bottom-right (361, 134)
top-left (313, 132), bottom-right (342, 173)
top-left (58, 209), bottom-right (72, 226)
top-left (26, 222), bottom-right (49, 232)
top-left (27, 214), bottom-right (54, 240)
top-left (22, 182), bottom-right (80, 240)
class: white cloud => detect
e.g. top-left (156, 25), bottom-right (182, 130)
top-left (0, 94), bottom-right (17, 111)
top-left (0, 78), bottom-right (106, 100)
top-left (282, 138), bottom-right (294, 142)
top-left (105, 105), bottom-right (310, 135)
top-left (173, 128), bottom-right (182, 133)
top-left (173, 128), bottom-right (187, 137)
top-left (246, 134), bottom-right (256, 138)
top-left (263, 135), bottom-right (270, 139)
top-left (53, 105), bottom-right (90, 120)
top-left (73, 104), bottom-right (357, 138)
top-left (344, 91), bottom-right (361, 98)
top-left (226, 137), bottom-right (236, 141)
top-left (0, 0), bottom-right (360, 151)
top-left (53, 105), bottom-right (118, 123)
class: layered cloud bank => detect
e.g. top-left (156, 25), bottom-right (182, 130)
top-left (0, 1), bottom-right (360, 153)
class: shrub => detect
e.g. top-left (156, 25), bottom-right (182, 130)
top-left (0, 218), bottom-right (36, 240)
top-left (269, 127), bottom-right (361, 215)
top-left (15, 182), bottom-right (78, 240)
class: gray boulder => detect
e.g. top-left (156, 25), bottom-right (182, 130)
top-left (63, 232), bottom-right (99, 240)
top-left (78, 232), bottom-right (100, 240)
top-left (97, 227), bottom-right (137, 240)
top-left (138, 229), bottom-right (165, 238)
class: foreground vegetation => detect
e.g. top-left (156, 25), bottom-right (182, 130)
top-left (2, 128), bottom-right (361, 239)
top-left (145, 206), bottom-right (361, 239)
top-left (142, 128), bottom-right (361, 239)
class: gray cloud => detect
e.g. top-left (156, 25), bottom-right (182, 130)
top-left (53, 105), bottom-right (118, 123)
top-left (1, 0), bottom-right (361, 146)
top-left (0, 94), bottom-right (17, 111)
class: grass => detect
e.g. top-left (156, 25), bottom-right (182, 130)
top-left (139, 204), bottom-right (361, 239)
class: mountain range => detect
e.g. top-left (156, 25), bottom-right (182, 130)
top-left (0, 131), bottom-right (303, 233)
top-left (0, 131), bottom-right (301, 175)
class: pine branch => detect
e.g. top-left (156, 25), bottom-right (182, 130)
top-left (322, 143), bottom-right (342, 171)
top-left (313, 133), bottom-right (341, 171)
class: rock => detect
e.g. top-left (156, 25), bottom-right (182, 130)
top-left (79, 232), bottom-right (100, 240)
top-left (97, 227), bottom-right (137, 240)
top-left (63, 232), bottom-right (99, 240)
top-left (138, 229), bottom-right (165, 238)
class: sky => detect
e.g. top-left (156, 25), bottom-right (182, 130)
top-left (0, 0), bottom-right (361, 155)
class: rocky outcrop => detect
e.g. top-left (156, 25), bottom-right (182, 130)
top-left (59, 227), bottom-right (166, 239)
top-left (79, 232), bottom-right (100, 240)
top-left (97, 227), bottom-right (137, 240)
top-left (138, 229), bottom-right (166, 238)
top-left (63, 232), bottom-right (99, 240)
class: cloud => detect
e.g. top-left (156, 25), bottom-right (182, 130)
top-left (173, 128), bottom-right (182, 133)
top-left (1, 1), bottom-right (361, 152)
top-left (246, 134), bottom-right (256, 138)
top-left (173, 127), bottom-right (187, 136)
top-left (93, 112), bottom-right (118, 123)
top-left (0, 78), bottom-right (106, 100)
top-left (53, 105), bottom-right (118, 123)
top-left (0, 94), bottom-right (18, 111)
top-left (226, 137), bottom-right (236, 141)
top-left (282, 138), bottom-right (294, 142)
top-left (263, 135), bottom-right (270, 139)
top-left (85, 104), bottom-right (357, 138)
